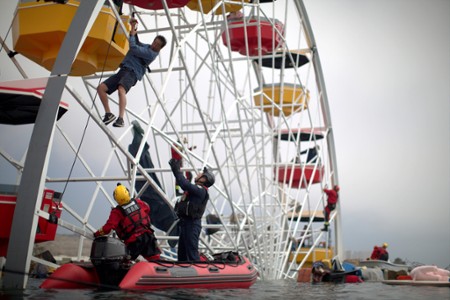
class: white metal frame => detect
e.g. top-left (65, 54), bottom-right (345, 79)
top-left (0, 0), bottom-right (341, 287)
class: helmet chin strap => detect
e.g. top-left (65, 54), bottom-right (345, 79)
top-left (195, 176), bottom-right (205, 185)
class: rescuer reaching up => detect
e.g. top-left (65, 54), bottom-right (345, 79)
top-left (169, 159), bottom-right (215, 261)
top-left (171, 137), bottom-right (196, 196)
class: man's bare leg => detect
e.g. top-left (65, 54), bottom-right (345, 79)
top-left (97, 83), bottom-right (116, 125)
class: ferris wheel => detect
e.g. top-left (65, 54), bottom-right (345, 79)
top-left (0, 0), bottom-right (341, 284)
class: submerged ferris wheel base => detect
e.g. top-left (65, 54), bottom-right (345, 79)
top-left (1, 0), bottom-right (341, 288)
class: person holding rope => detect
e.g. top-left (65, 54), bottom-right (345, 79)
top-left (94, 183), bottom-right (161, 261)
top-left (97, 17), bottom-right (166, 127)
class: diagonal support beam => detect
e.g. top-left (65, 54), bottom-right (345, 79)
top-left (2, 0), bottom-right (104, 289)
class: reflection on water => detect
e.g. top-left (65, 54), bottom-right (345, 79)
top-left (1, 278), bottom-right (449, 300)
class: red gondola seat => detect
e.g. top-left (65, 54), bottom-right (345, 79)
top-left (123, 0), bottom-right (189, 10)
top-left (0, 185), bottom-right (63, 257)
top-left (0, 78), bottom-right (69, 125)
top-left (277, 164), bottom-right (324, 188)
top-left (222, 17), bottom-right (284, 56)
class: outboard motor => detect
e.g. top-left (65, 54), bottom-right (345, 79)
top-left (90, 236), bottom-right (131, 287)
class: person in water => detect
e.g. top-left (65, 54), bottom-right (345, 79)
top-left (94, 183), bottom-right (161, 261)
top-left (97, 17), bottom-right (167, 127)
top-left (321, 185), bottom-right (339, 231)
top-left (370, 242), bottom-right (389, 261)
top-left (169, 158), bottom-right (215, 261)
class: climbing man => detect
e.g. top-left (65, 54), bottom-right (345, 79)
top-left (94, 183), bottom-right (161, 261)
top-left (169, 158), bottom-right (215, 261)
top-left (97, 17), bottom-right (167, 127)
top-left (321, 185), bottom-right (339, 231)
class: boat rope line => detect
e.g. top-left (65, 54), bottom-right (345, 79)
top-left (151, 259), bottom-right (241, 270)
top-left (59, 20), bottom-right (118, 200)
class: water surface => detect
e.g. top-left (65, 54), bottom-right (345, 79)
top-left (1, 278), bottom-right (449, 299)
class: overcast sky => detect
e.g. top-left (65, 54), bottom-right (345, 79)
top-left (1, 1), bottom-right (449, 268)
top-left (304, 0), bottom-right (449, 267)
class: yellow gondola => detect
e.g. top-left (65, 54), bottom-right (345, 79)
top-left (289, 247), bottom-right (333, 267)
top-left (12, 0), bottom-right (131, 76)
top-left (253, 83), bottom-right (310, 116)
top-left (187, 0), bottom-right (250, 15)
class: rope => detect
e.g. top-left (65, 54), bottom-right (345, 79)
top-left (59, 7), bottom-right (121, 199)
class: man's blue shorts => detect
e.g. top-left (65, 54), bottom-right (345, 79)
top-left (103, 67), bottom-right (137, 95)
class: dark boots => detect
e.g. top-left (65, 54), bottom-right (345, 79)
top-left (321, 222), bottom-right (329, 232)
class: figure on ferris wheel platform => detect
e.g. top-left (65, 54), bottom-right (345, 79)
top-left (321, 184), bottom-right (339, 232)
top-left (294, 145), bottom-right (320, 164)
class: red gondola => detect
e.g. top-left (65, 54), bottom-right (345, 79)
top-left (277, 164), bottom-right (324, 188)
top-left (0, 78), bottom-right (68, 125)
top-left (0, 185), bottom-right (62, 257)
top-left (123, 0), bottom-right (189, 10)
top-left (222, 17), bottom-right (284, 56)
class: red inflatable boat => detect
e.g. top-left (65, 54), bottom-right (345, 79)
top-left (40, 237), bottom-right (258, 290)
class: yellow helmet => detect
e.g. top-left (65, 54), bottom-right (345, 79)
top-left (113, 183), bottom-right (130, 206)
top-left (382, 242), bottom-right (388, 248)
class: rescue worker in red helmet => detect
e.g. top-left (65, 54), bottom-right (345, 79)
top-left (94, 183), bottom-right (161, 261)
top-left (321, 185), bottom-right (340, 232)
top-left (169, 158), bottom-right (215, 261)
top-left (370, 242), bottom-right (389, 261)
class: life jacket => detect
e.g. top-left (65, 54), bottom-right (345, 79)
top-left (115, 199), bottom-right (151, 243)
top-left (175, 186), bottom-right (209, 219)
top-left (370, 246), bottom-right (388, 260)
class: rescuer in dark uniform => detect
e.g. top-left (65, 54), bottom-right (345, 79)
top-left (94, 183), bottom-right (160, 261)
top-left (169, 158), bottom-right (215, 261)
